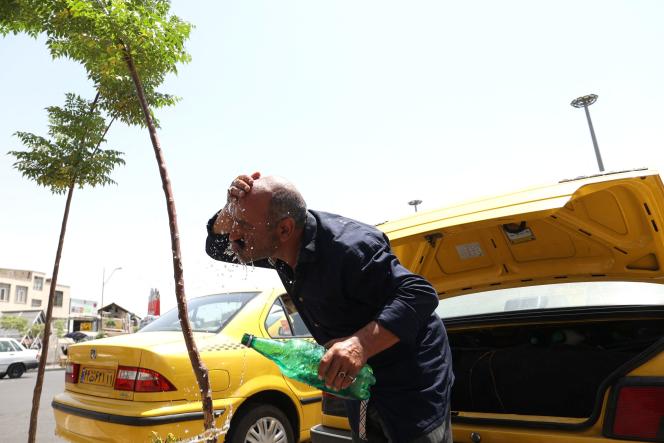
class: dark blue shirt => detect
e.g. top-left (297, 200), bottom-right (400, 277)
top-left (206, 210), bottom-right (454, 441)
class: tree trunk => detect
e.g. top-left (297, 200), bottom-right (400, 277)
top-left (121, 43), bottom-right (216, 436)
top-left (27, 92), bottom-right (103, 443)
top-left (27, 181), bottom-right (75, 443)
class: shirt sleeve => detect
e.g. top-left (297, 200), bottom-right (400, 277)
top-left (205, 212), bottom-right (272, 268)
top-left (343, 231), bottom-right (439, 347)
top-left (205, 212), bottom-right (234, 262)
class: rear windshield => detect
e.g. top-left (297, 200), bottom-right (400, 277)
top-left (140, 292), bottom-right (259, 333)
top-left (436, 281), bottom-right (664, 319)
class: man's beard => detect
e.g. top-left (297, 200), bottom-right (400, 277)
top-left (231, 235), bottom-right (279, 263)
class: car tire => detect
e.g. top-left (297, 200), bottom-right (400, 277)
top-left (7, 364), bottom-right (25, 379)
top-left (227, 404), bottom-right (295, 443)
top-left (0, 372), bottom-right (5, 379)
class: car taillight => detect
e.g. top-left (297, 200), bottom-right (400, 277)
top-left (114, 366), bottom-right (176, 392)
top-left (115, 366), bottom-right (138, 391)
top-left (607, 381), bottom-right (664, 440)
top-left (65, 362), bottom-right (80, 384)
top-left (135, 368), bottom-right (176, 392)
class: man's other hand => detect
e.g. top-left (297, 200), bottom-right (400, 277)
top-left (318, 336), bottom-right (367, 391)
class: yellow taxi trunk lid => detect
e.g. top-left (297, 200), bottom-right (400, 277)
top-left (379, 170), bottom-right (664, 298)
top-left (65, 332), bottom-right (227, 401)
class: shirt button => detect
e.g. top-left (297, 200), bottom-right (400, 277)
top-left (299, 297), bottom-right (304, 302)
top-left (314, 322), bottom-right (319, 327)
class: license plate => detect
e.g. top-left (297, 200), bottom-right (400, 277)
top-left (79, 367), bottom-right (115, 387)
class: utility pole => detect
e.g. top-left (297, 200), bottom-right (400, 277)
top-left (408, 199), bottom-right (422, 213)
top-left (100, 266), bottom-right (122, 309)
top-left (570, 94), bottom-right (604, 172)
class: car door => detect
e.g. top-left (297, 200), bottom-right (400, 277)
top-left (263, 294), bottom-right (321, 399)
top-left (0, 340), bottom-right (15, 372)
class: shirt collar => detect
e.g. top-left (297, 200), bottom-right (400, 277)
top-left (298, 211), bottom-right (318, 264)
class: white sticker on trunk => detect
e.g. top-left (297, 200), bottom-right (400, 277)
top-left (456, 242), bottom-right (484, 259)
top-left (505, 227), bottom-right (535, 244)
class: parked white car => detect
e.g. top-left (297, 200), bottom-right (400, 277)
top-left (0, 337), bottom-right (39, 379)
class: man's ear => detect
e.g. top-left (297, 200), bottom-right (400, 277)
top-left (277, 218), bottom-right (295, 241)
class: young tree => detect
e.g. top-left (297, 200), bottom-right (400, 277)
top-left (2, 1), bottom-right (218, 439)
top-left (9, 92), bottom-right (123, 443)
top-left (54, 319), bottom-right (65, 337)
top-left (0, 315), bottom-right (29, 334)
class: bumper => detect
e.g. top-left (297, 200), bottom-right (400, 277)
top-left (25, 361), bottom-right (39, 370)
top-left (311, 424), bottom-right (352, 443)
top-left (52, 391), bottom-right (233, 443)
top-left (52, 401), bottom-right (224, 427)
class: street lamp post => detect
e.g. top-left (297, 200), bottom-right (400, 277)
top-left (408, 199), bottom-right (422, 213)
top-left (101, 266), bottom-right (122, 309)
top-left (570, 94), bottom-right (604, 172)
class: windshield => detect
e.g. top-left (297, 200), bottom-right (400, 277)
top-left (140, 291), bottom-right (259, 333)
top-left (436, 281), bottom-right (664, 319)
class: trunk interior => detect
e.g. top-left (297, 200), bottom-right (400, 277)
top-left (447, 306), bottom-right (664, 419)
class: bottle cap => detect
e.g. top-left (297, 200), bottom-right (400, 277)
top-left (241, 333), bottom-right (254, 347)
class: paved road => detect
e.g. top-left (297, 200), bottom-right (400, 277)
top-left (0, 369), bottom-right (68, 442)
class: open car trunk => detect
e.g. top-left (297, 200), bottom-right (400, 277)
top-left (377, 170), bottom-right (664, 428)
top-left (446, 305), bottom-right (664, 419)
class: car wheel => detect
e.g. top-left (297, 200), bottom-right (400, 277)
top-left (228, 404), bottom-right (294, 443)
top-left (0, 373), bottom-right (5, 379)
top-left (7, 364), bottom-right (25, 379)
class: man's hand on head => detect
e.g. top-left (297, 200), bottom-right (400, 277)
top-left (212, 172), bottom-right (261, 235)
top-left (227, 171), bottom-right (261, 202)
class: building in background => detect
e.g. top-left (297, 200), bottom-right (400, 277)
top-left (99, 303), bottom-right (141, 336)
top-left (68, 298), bottom-right (100, 333)
top-left (0, 268), bottom-right (71, 321)
top-left (1, 268), bottom-right (71, 354)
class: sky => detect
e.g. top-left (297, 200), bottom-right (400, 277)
top-left (1, 0), bottom-right (663, 318)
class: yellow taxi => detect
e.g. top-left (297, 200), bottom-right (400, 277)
top-left (312, 169), bottom-right (664, 443)
top-left (52, 288), bottom-right (321, 442)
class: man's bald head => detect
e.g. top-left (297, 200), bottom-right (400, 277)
top-left (253, 176), bottom-right (308, 228)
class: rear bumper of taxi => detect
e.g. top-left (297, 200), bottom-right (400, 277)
top-left (52, 400), bottom-right (223, 426)
top-left (52, 391), bottom-right (233, 443)
top-left (311, 424), bottom-right (352, 443)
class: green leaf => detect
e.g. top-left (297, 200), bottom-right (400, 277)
top-left (8, 92), bottom-right (124, 194)
top-left (4, 1), bottom-right (191, 126)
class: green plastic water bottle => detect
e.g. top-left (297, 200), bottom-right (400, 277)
top-left (241, 333), bottom-right (376, 400)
